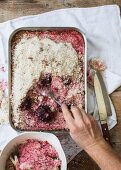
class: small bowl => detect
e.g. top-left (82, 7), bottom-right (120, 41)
top-left (0, 132), bottom-right (67, 170)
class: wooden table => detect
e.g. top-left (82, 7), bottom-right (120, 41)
top-left (0, 1), bottom-right (121, 169)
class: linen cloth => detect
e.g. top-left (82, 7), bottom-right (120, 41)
top-left (0, 4), bottom-right (121, 162)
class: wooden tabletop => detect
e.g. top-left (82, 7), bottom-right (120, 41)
top-left (0, 1), bottom-right (121, 169)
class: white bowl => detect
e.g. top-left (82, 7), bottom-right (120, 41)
top-left (0, 132), bottom-right (67, 170)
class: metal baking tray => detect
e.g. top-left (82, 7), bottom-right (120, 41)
top-left (8, 27), bottom-right (87, 132)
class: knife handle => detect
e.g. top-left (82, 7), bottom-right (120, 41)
top-left (101, 123), bottom-right (112, 146)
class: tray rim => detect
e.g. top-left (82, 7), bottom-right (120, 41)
top-left (8, 26), bottom-right (87, 133)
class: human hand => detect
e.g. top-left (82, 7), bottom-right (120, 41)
top-left (62, 104), bottom-right (121, 170)
top-left (61, 104), bottom-right (104, 151)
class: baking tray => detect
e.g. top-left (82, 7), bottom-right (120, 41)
top-left (8, 27), bottom-right (87, 132)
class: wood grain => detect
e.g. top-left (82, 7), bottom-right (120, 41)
top-left (0, 0), bottom-right (118, 22)
top-left (0, 0), bottom-right (121, 169)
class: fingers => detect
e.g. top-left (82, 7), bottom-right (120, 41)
top-left (79, 108), bottom-right (87, 117)
top-left (82, 111), bottom-right (98, 130)
top-left (61, 103), bottom-right (96, 129)
top-left (62, 104), bottom-right (86, 121)
top-left (71, 106), bottom-right (95, 127)
top-left (71, 106), bottom-right (83, 120)
top-left (79, 108), bottom-right (93, 121)
top-left (61, 104), bottom-right (74, 128)
top-left (71, 106), bottom-right (89, 121)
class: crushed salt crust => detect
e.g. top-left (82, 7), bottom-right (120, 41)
top-left (0, 97), bottom-right (9, 124)
top-left (12, 37), bottom-right (81, 126)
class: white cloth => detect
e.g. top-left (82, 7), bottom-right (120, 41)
top-left (0, 5), bottom-right (121, 160)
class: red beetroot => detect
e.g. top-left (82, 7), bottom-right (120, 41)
top-left (15, 139), bottom-right (61, 170)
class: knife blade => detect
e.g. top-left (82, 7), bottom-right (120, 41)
top-left (94, 71), bottom-right (112, 145)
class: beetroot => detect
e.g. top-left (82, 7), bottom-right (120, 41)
top-left (35, 105), bottom-right (55, 122)
top-left (41, 74), bottom-right (52, 87)
top-left (20, 97), bottom-right (32, 111)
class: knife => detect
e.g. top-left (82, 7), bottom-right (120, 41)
top-left (94, 70), bottom-right (112, 145)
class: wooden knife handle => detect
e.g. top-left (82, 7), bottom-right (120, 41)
top-left (101, 123), bottom-right (112, 146)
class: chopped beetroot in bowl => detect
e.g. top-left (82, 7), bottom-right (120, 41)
top-left (6, 139), bottom-right (61, 170)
